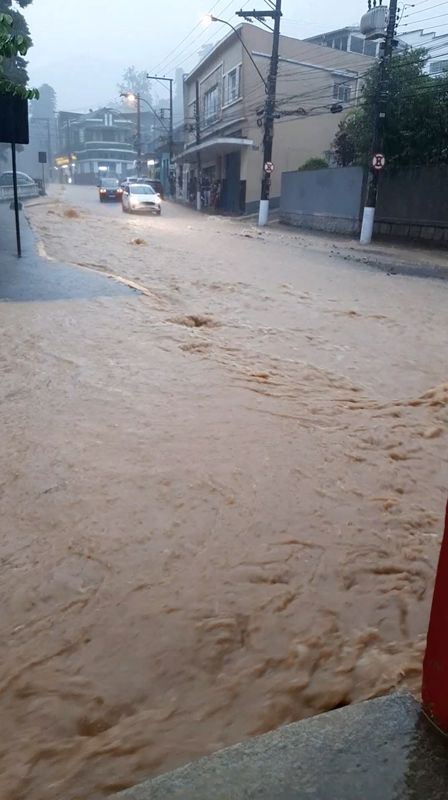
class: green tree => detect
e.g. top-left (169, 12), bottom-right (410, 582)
top-left (0, 0), bottom-right (37, 98)
top-left (332, 49), bottom-right (448, 168)
top-left (118, 66), bottom-right (153, 106)
top-left (298, 157), bottom-right (329, 171)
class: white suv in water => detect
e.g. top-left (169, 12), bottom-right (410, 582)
top-left (0, 171), bottom-right (39, 201)
top-left (121, 183), bottom-right (162, 215)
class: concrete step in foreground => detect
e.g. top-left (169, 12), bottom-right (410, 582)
top-left (116, 693), bottom-right (448, 800)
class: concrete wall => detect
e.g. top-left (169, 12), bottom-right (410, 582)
top-left (375, 165), bottom-right (448, 244)
top-left (280, 166), bottom-right (365, 233)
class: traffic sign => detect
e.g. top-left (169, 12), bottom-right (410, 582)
top-left (264, 161), bottom-right (274, 174)
top-left (372, 153), bottom-right (386, 171)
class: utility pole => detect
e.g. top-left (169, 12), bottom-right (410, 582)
top-left (195, 79), bottom-right (202, 212)
top-left (237, 0), bottom-right (282, 226)
top-left (147, 75), bottom-right (174, 195)
top-left (136, 92), bottom-right (142, 178)
top-left (33, 117), bottom-right (53, 180)
top-left (360, 0), bottom-right (399, 244)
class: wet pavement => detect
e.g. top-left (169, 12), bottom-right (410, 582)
top-left (0, 204), bottom-right (134, 302)
top-left (0, 188), bottom-right (447, 800)
top-left (117, 694), bottom-right (448, 800)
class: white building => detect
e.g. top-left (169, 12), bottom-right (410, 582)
top-left (306, 26), bottom-right (448, 76)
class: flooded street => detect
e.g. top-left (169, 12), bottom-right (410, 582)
top-left (1, 186), bottom-right (447, 799)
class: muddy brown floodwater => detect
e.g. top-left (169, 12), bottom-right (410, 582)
top-left (0, 186), bottom-right (447, 799)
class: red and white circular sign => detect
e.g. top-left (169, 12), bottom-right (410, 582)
top-left (372, 153), bottom-right (386, 171)
top-left (264, 161), bottom-right (275, 174)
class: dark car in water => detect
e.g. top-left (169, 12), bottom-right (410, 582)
top-left (98, 177), bottom-right (123, 202)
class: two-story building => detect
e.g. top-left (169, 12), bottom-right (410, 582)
top-left (57, 107), bottom-right (137, 184)
top-left (176, 24), bottom-right (373, 214)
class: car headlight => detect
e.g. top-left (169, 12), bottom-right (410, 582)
top-left (154, 195), bottom-right (161, 204)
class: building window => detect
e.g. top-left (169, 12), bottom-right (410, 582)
top-left (350, 36), bottom-right (364, 54)
top-left (224, 65), bottom-right (241, 105)
top-left (203, 85), bottom-right (220, 125)
top-left (430, 60), bottom-right (448, 75)
top-left (334, 36), bottom-right (348, 51)
top-left (364, 40), bottom-right (378, 57)
top-left (333, 81), bottom-right (352, 103)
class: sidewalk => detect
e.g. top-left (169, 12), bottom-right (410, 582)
top-left (268, 221), bottom-right (448, 282)
top-left (116, 693), bottom-right (448, 800)
top-left (0, 202), bottom-right (135, 302)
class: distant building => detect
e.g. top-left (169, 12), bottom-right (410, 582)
top-left (306, 25), bottom-right (448, 76)
top-left (398, 29), bottom-right (448, 76)
top-left (306, 26), bottom-right (381, 58)
top-left (177, 23), bottom-right (373, 214)
top-left (56, 107), bottom-right (137, 184)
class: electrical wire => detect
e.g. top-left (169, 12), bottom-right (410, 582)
top-left (403, 1), bottom-right (448, 16)
top-left (400, 12), bottom-right (448, 26)
top-left (149, 0), bottom-right (232, 74)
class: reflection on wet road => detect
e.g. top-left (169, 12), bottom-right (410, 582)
top-left (0, 186), bottom-right (446, 799)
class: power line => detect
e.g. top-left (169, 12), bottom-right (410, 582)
top-left (404, 1), bottom-right (448, 16)
top-left (149, 0), bottom-right (229, 74)
top-left (400, 12), bottom-right (448, 26)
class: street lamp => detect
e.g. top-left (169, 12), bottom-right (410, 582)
top-left (121, 91), bottom-right (171, 180)
top-left (203, 14), bottom-right (267, 88)
top-left (121, 91), bottom-right (142, 177)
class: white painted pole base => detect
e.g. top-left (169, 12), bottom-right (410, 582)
top-left (360, 206), bottom-right (375, 245)
top-left (258, 199), bottom-right (269, 227)
top-left (196, 191), bottom-right (201, 212)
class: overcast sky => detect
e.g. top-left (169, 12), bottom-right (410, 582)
top-left (23, 0), bottom-right (369, 111)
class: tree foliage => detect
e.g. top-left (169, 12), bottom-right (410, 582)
top-left (0, 0), bottom-right (37, 98)
top-left (298, 157), bottom-right (329, 171)
top-left (118, 66), bottom-right (153, 106)
top-left (332, 49), bottom-right (448, 168)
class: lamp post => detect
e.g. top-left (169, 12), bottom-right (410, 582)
top-left (120, 92), bottom-right (142, 177)
top-left (146, 75), bottom-right (174, 195)
top-left (205, 9), bottom-right (281, 225)
top-left (32, 116), bottom-right (53, 181)
top-left (121, 91), bottom-right (170, 181)
top-left (204, 16), bottom-right (267, 88)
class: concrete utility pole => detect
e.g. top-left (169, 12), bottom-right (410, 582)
top-left (136, 93), bottom-right (142, 177)
top-left (33, 117), bottom-right (53, 181)
top-left (147, 75), bottom-right (174, 194)
top-left (360, 0), bottom-right (399, 244)
top-left (237, 0), bottom-right (282, 226)
top-left (195, 79), bottom-right (202, 211)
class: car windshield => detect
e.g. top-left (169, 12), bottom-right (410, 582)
top-left (101, 179), bottom-right (119, 187)
top-left (130, 184), bottom-right (156, 195)
top-left (0, 172), bottom-right (34, 186)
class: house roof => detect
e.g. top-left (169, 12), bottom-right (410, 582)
top-left (185, 22), bottom-right (374, 85)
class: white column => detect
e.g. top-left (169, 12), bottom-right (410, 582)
top-left (360, 206), bottom-right (375, 245)
top-left (258, 199), bottom-right (269, 226)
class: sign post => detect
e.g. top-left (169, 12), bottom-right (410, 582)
top-left (372, 153), bottom-right (386, 171)
top-left (38, 151), bottom-right (47, 195)
top-left (0, 94), bottom-right (29, 258)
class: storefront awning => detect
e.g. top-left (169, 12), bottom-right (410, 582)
top-left (176, 137), bottom-right (255, 164)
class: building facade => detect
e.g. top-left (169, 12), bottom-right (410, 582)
top-left (57, 107), bottom-right (137, 184)
top-left (306, 27), bottom-right (381, 57)
top-left (177, 24), bottom-right (373, 214)
top-left (307, 25), bottom-right (448, 76)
